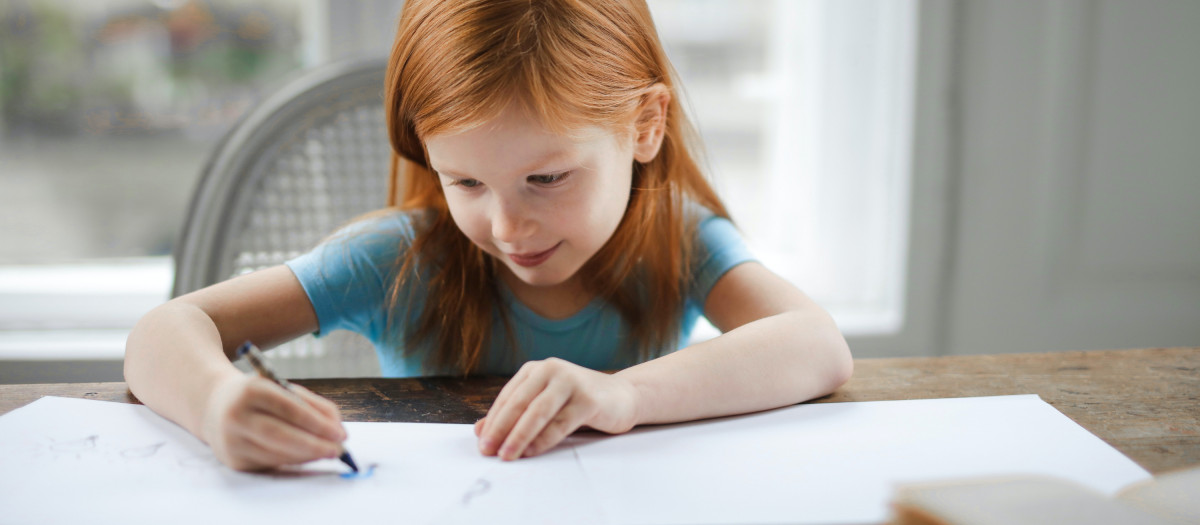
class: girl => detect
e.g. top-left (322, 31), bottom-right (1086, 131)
top-left (125, 0), bottom-right (853, 472)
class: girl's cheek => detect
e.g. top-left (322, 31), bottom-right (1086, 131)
top-left (447, 205), bottom-right (490, 248)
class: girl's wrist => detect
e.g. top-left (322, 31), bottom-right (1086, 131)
top-left (193, 367), bottom-right (244, 442)
top-left (614, 369), bottom-right (655, 428)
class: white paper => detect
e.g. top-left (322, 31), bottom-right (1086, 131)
top-left (571, 394), bottom-right (1152, 524)
top-left (0, 396), bottom-right (589, 525)
top-left (0, 394), bottom-right (1151, 525)
top-left (431, 443), bottom-right (608, 525)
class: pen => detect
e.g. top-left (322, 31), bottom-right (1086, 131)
top-left (236, 341), bottom-right (359, 473)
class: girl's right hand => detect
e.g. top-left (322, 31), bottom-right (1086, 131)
top-left (200, 374), bottom-right (348, 471)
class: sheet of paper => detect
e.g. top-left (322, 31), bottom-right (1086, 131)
top-left (0, 396), bottom-right (592, 525)
top-left (0, 394), bottom-right (1152, 524)
top-left (431, 443), bottom-right (608, 525)
top-left (570, 394), bottom-right (1152, 524)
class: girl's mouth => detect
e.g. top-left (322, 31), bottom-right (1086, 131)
top-left (508, 242), bottom-right (561, 267)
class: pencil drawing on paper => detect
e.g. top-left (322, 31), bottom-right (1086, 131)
top-left (176, 453), bottom-right (221, 469)
top-left (46, 434), bottom-right (98, 459)
top-left (120, 442), bottom-right (166, 459)
top-left (461, 477), bottom-right (491, 507)
top-left (36, 433), bottom-right (222, 471)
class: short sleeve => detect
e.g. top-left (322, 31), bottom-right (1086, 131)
top-left (284, 212), bottom-right (416, 340)
top-left (688, 214), bottom-right (757, 307)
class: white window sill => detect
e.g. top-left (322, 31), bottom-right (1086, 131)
top-left (688, 306), bottom-right (901, 346)
top-left (0, 257), bottom-right (171, 360)
top-left (0, 329), bottom-right (131, 360)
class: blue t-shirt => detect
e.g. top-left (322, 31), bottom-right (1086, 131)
top-left (285, 209), bottom-right (755, 377)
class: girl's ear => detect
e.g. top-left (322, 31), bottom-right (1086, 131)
top-left (633, 84), bottom-right (671, 163)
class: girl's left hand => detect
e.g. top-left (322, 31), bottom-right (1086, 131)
top-left (475, 358), bottom-right (640, 460)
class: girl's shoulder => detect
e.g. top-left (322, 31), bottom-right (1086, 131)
top-left (302, 208), bottom-right (437, 272)
top-left (682, 200), bottom-right (727, 234)
top-left (289, 208), bottom-right (435, 289)
top-left (682, 200), bottom-right (750, 265)
top-left (324, 208), bottom-right (434, 247)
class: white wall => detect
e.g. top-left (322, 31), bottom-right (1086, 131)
top-left (855, 0), bottom-right (1200, 357)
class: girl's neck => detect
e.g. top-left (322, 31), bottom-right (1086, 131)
top-left (497, 266), bottom-right (594, 320)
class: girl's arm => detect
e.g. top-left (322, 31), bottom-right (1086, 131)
top-left (475, 261), bottom-right (852, 460)
top-left (124, 265), bottom-right (348, 471)
top-left (617, 261), bottom-right (852, 425)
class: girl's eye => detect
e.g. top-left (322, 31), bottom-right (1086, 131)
top-left (528, 171), bottom-right (571, 186)
top-left (448, 178), bottom-right (481, 188)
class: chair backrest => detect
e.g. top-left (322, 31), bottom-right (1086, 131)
top-left (173, 58), bottom-right (391, 378)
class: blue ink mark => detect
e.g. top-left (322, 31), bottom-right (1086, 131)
top-left (340, 464), bottom-right (377, 480)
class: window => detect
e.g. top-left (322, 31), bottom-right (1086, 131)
top-left (0, 0), bottom-right (327, 360)
top-left (652, 0), bottom-right (917, 339)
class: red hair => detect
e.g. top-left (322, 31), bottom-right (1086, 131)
top-left (383, 0), bottom-right (730, 375)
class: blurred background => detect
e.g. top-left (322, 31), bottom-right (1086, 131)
top-left (1, 0), bottom-right (1197, 382)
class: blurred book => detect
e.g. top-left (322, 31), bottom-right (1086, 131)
top-left (889, 465), bottom-right (1200, 525)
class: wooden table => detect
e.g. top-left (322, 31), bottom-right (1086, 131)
top-left (2, 347), bottom-right (1196, 474)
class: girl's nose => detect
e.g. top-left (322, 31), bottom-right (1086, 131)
top-left (491, 198), bottom-right (535, 243)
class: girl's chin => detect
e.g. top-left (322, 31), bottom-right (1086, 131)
top-left (507, 267), bottom-right (574, 288)
top-left (498, 259), bottom-right (580, 288)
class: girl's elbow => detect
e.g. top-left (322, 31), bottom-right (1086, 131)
top-left (811, 328), bottom-right (853, 397)
top-left (827, 337), bottom-right (854, 391)
top-left (123, 303), bottom-right (170, 382)
top-left (777, 310), bottom-right (854, 398)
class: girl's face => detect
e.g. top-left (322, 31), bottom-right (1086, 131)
top-left (425, 102), bottom-right (635, 290)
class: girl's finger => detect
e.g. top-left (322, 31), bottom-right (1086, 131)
top-left (479, 363), bottom-right (538, 441)
top-left (479, 370), bottom-right (552, 455)
top-left (290, 384), bottom-right (344, 424)
top-left (522, 402), bottom-right (589, 458)
top-left (474, 417), bottom-right (486, 437)
top-left (242, 412), bottom-right (342, 465)
top-left (498, 385), bottom-right (575, 460)
top-left (247, 379), bottom-right (345, 442)
top-left (235, 436), bottom-right (297, 471)
top-left (481, 365), bottom-right (533, 436)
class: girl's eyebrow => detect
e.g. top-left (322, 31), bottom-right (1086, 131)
top-left (433, 150), bottom-right (574, 179)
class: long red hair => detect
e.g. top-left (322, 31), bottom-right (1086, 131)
top-left (383, 0), bottom-right (730, 375)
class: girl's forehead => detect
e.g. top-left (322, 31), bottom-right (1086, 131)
top-left (473, 99), bottom-right (615, 141)
top-left (432, 91), bottom-right (632, 141)
top-left (426, 131), bottom-right (614, 176)
top-left (424, 109), bottom-right (626, 177)
top-left (427, 104), bottom-right (620, 155)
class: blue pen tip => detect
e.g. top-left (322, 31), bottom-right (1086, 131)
top-left (236, 341), bottom-right (251, 358)
top-left (340, 452), bottom-right (359, 473)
